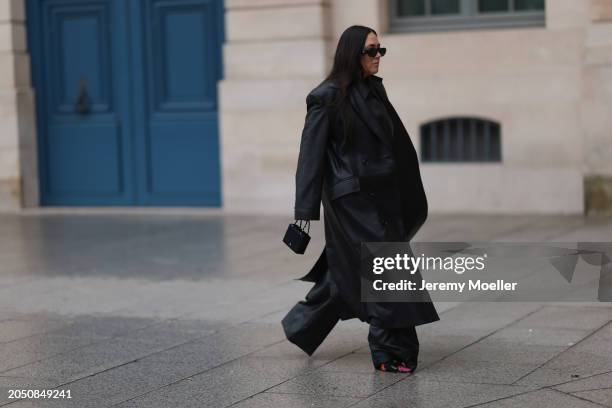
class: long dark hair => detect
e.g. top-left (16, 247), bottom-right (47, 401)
top-left (325, 25), bottom-right (376, 146)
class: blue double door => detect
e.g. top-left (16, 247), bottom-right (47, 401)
top-left (27, 0), bottom-right (223, 206)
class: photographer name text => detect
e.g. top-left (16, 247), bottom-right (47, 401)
top-left (372, 279), bottom-right (518, 292)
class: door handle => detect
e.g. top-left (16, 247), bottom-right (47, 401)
top-left (75, 77), bottom-right (92, 115)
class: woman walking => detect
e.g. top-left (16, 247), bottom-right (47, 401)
top-left (282, 25), bottom-right (439, 373)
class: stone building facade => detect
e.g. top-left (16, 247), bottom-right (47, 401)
top-left (1, 0), bottom-right (611, 214)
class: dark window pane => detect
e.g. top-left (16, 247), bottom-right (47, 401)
top-left (478, 0), bottom-right (509, 13)
top-left (442, 120), bottom-right (451, 160)
top-left (421, 118), bottom-right (501, 162)
top-left (421, 125), bottom-right (431, 160)
top-left (461, 120), bottom-right (470, 159)
top-left (435, 122), bottom-right (444, 159)
top-left (515, 0), bottom-right (544, 11)
top-left (449, 119), bottom-right (458, 161)
top-left (397, 0), bottom-right (425, 16)
top-left (432, 0), bottom-right (460, 15)
top-left (475, 121), bottom-right (485, 160)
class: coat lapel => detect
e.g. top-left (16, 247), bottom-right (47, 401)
top-left (348, 82), bottom-right (392, 147)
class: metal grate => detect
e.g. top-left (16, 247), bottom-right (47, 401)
top-left (420, 117), bottom-right (502, 162)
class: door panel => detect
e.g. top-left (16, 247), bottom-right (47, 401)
top-left (153, 5), bottom-right (214, 110)
top-left (51, 6), bottom-right (111, 114)
top-left (31, 0), bottom-right (134, 205)
top-left (47, 123), bottom-right (123, 194)
top-left (28, 0), bottom-right (223, 206)
top-left (135, 0), bottom-right (222, 205)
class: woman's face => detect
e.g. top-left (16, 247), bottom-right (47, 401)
top-left (360, 32), bottom-right (382, 77)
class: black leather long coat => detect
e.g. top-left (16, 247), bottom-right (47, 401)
top-left (293, 75), bottom-right (439, 328)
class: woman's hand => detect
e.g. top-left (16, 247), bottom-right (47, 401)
top-left (294, 219), bottom-right (311, 234)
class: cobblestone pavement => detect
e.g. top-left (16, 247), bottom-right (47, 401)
top-left (0, 212), bottom-right (611, 407)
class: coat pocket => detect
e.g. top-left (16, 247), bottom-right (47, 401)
top-left (328, 176), bottom-right (361, 200)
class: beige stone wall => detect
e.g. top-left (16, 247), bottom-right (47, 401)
top-left (220, 0), bottom-right (333, 214)
top-left (0, 0), bottom-right (37, 210)
top-left (221, 0), bottom-right (612, 215)
top-left (583, 0), bottom-right (612, 213)
top-left (3, 0), bottom-right (609, 213)
top-left (340, 0), bottom-right (588, 213)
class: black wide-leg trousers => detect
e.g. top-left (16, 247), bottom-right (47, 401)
top-left (281, 269), bottom-right (419, 369)
top-left (368, 325), bottom-right (419, 370)
top-left (281, 270), bottom-right (342, 356)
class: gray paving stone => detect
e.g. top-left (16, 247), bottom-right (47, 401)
top-left (1, 213), bottom-right (611, 407)
top-left (113, 355), bottom-right (333, 408)
top-left (0, 319), bottom-right (72, 343)
top-left (572, 388), bottom-right (612, 407)
top-left (267, 370), bottom-right (406, 398)
top-left (514, 306), bottom-right (612, 331)
top-left (316, 353), bottom-right (378, 374)
top-left (516, 359), bottom-right (612, 388)
top-left (350, 377), bottom-right (534, 408)
top-left (0, 337), bottom-right (173, 382)
top-left (205, 321), bottom-right (287, 348)
top-left (232, 392), bottom-right (362, 408)
top-left (0, 311), bottom-right (65, 322)
top-left (516, 322), bottom-right (612, 386)
top-left (418, 333), bottom-right (495, 360)
top-left (0, 352), bottom-right (48, 375)
top-left (417, 302), bottom-right (542, 336)
top-left (415, 358), bottom-right (543, 385)
top-left (0, 335), bottom-right (99, 373)
top-left (554, 371), bottom-right (612, 393)
top-left (0, 376), bottom-right (62, 387)
top-left (136, 321), bottom-right (286, 372)
top-left (475, 389), bottom-right (603, 407)
top-left (50, 315), bottom-right (161, 340)
top-left (514, 367), bottom-right (604, 388)
top-left (113, 318), bottom-right (224, 347)
top-left (491, 216), bottom-right (588, 242)
top-left (487, 326), bottom-right (591, 347)
top-left (250, 341), bottom-right (349, 373)
top-left (415, 214), bottom-right (541, 242)
top-left (118, 359), bottom-right (219, 385)
top-left (447, 338), bottom-right (567, 365)
top-left (543, 347), bottom-right (612, 374)
top-left (133, 340), bottom-right (267, 377)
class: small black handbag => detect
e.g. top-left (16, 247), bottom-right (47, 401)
top-left (283, 220), bottom-right (311, 254)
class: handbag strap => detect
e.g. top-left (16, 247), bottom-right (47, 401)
top-left (295, 219), bottom-right (310, 234)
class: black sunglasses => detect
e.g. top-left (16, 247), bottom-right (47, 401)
top-left (362, 46), bottom-right (387, 58)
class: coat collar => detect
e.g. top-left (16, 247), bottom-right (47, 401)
top-left (355, 75), bottom-right (384, 98)
top-left (355, 77), bottom-right (371, 99)
top-left (326, 75), bottom-right (383, 89)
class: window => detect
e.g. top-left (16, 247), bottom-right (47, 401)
top-left (390, 0), bottom-right (545, 33)
top-left (420, 117), bottom-right (502, 162)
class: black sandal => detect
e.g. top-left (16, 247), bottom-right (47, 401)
top-left (397, 360), bottom-right (417, 372)
top-left (375, 360), bottom-right (413, 373)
